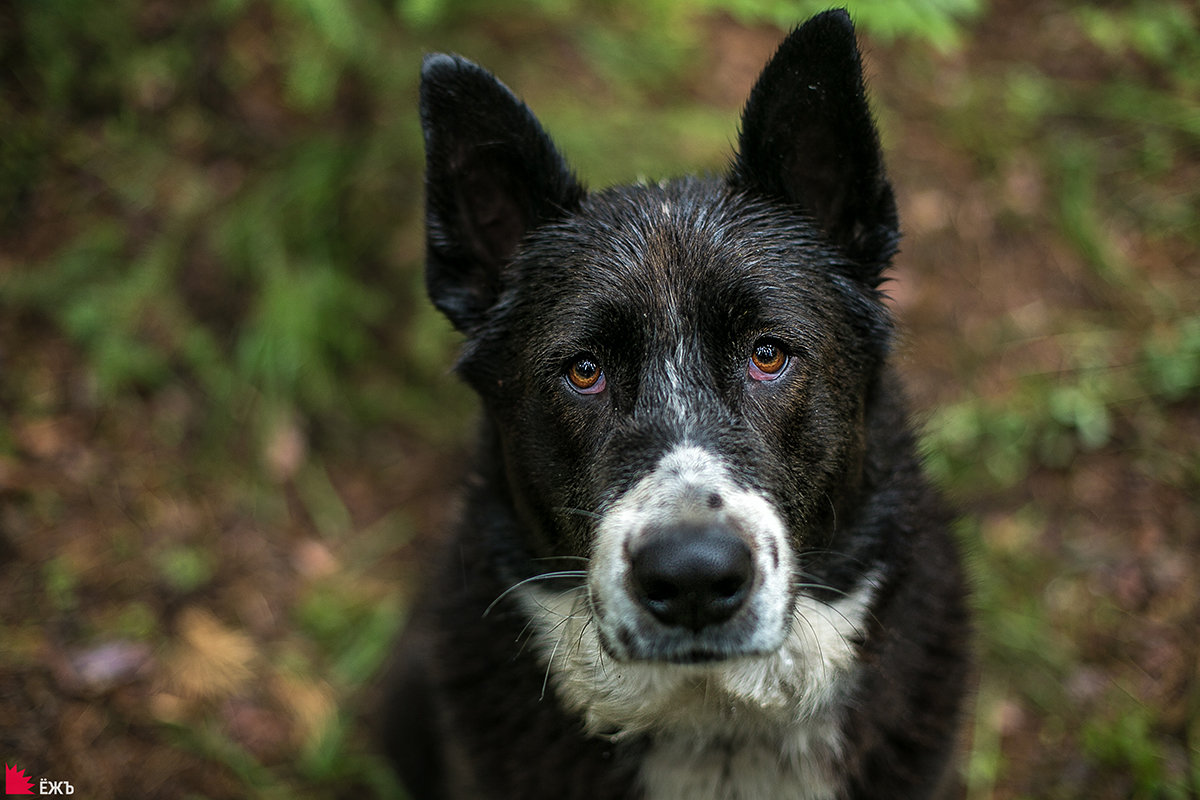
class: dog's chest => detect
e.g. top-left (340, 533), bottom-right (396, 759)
top-left (639, 720), bottom-right (843, 800)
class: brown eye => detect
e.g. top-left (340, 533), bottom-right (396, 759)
top-left (566, 355), bottom-right (605, 393)
top-left (749, 339), bottom-right (788, 380)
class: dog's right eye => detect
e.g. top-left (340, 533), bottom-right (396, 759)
top-left (565, 355), bottom-right (606, 394)
top-left (749, 338), bottom-right (789, 381)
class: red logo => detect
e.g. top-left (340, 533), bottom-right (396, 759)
top-left (4, 764), bottom-right (34, 795)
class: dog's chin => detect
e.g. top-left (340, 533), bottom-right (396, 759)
top-left (599, 620), bottom-right (788, 665)
top-left (519, 579), bottom-right (875, 740)
top-left (627, 646), bottom-right (779, 666)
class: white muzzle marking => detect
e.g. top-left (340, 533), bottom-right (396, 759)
top-left (516, 445), bottom-right (873, 744)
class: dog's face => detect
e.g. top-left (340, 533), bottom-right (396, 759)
top-left (462, 183), bottom-right (887, 666)
top-left (421, 11), bottom-right (899, 735)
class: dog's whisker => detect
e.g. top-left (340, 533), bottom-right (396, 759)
top-left (565, 593), bottom-right (592, 661)
top-left (484, 570), bottom-right (588, 617)
top-left (554, 506), bottom-right (603, 521)
top-left (541, 604), bottom-right (593, 702)
top-left (789, 580), bottom-right (852, 598)
top-left (523, 586), bottom-right (588, 620)
top-left (821, 491), bottom-right (839, 536)
top-left (789, 581), bottom-right (872, 629)
top-left (823, 600), bottom-right (871, 641)
top-left (792, 608), bottom-right (832, 684)
top-left (514, 603), bottom-right (586, 660)
top-left (790, 572), bottom-right (884, 632)
top-left (591, 622), bottom-right (610, 684)
top-left (531, 554), bottom-right (592, 564)
top-left (516, 584), bottom-right (590, 659)
top-left (541, 628), bottom-right (564, 702)
top-left (515, 614), bottom-right (538, 652)
top-left (569, 617), bottom-right (590, 662)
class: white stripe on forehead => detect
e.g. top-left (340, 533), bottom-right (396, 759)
top-left (612, 445), bottom-right (741, 517)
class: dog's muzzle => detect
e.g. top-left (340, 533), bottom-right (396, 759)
top-left (590, 446), bottom-right (793, 663)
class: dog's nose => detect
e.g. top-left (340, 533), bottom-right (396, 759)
top-left (630, 523), bottom-right (753, 632)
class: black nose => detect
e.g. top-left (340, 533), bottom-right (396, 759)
top-left (630, 523), bottom-right (754, 632)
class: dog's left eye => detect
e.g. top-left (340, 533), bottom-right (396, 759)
top-left (748, 339), bottom-right (788, 381)
top-left (565, 355), bottom-right (606, 394)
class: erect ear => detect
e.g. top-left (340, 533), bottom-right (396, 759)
top-left (420, 54), bottom-right (585, 332)
top-left (731, 9), bottom-right (899, 280)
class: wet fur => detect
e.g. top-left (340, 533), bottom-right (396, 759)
top-left (382, 10), bottom-right (970, 799)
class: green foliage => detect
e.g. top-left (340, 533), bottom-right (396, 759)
top-left (707, 0), bottom-right (984, 50)
top-left (42, 555), bottom-right (80, 613)
top-left (294, 578), bottom-right (404, 687)
top-left (925, 1), bottom-right (1199, 497)
top-left (157, 544), bottom-right (217, 594)
top-left (2, 0), bottom-right (984, 444)
top-left (1077, 1), bottom-right (1200, 93)
top-left (392, 0), bottom-right (983, 46)
top-left (914, 10), bottom-right (1199, 796)
top-left (1083, 703), bottom-right (1192, 800)
top-left (1143, 316), bottom-right (1200, 402)
top-left (110, 601), bottom-right (159, 640)
top-left (927, 316), bottom-right (1200, 493)
top-left (4, 0), bottom-right (420, 434)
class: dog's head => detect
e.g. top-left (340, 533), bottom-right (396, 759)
top-left (420, 11), bottom-right (899, 735)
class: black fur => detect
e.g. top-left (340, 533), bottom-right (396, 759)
top-left (383, 10), bottom-right (970, 799)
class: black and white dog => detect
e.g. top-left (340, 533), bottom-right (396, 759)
top-left (383, 9), bottom-right (970, 799)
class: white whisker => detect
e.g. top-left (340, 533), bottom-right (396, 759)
top-left (484, 570), bottom-right (588, 617)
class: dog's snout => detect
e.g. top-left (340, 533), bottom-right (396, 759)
top-left (630, 523), bottom-right (753, 632)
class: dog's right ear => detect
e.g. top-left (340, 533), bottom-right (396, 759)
top-left (420, 54), bottom-right (585, 332)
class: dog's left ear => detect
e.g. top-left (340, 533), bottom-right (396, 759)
top-left (731, 10), bottom-right (898, 280)
top-left (420, 54), bottom-right (585, 332)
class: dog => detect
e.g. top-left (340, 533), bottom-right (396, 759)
top-left (381, 9), bottom-right (971, 799)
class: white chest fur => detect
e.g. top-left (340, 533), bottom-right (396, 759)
top-left (639, 718), bottom-right (843, 800)
top-left (517, 582), bottom-right (875, 799)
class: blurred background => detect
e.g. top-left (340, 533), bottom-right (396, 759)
top-left (1, 0), bottom-right (1197, 797)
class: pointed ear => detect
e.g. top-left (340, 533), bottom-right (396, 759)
top-left (420, 54), bottom-right (585, 331)
top-left (731, 10), bottom-right (899, 279)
